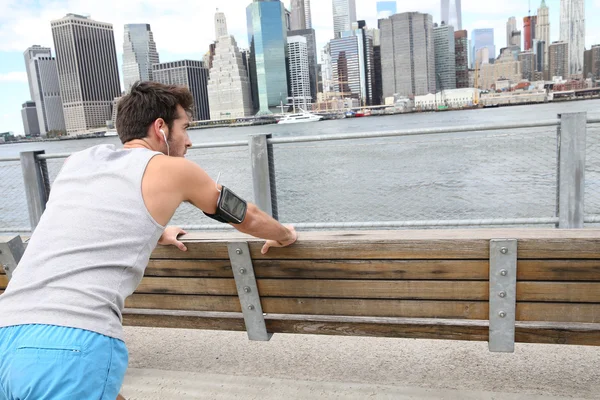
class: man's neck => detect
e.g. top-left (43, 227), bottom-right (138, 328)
top-left (123, 139), bottom-right (154, 151)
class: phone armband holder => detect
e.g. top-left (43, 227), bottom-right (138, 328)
top-left (203, 185), bottom-right (247, 224)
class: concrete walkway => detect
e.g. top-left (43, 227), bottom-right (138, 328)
top-left (121, 327), bottom-right (599, 399)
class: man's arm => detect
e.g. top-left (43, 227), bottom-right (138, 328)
top-left (173, 158), bottom-right (296, 251)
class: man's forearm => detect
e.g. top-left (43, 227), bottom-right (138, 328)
top-left (235, 204), bottom-right (292, 243)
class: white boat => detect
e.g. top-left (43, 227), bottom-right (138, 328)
top-left (277, 111), bottom-right (323, 124)
top-left (104, 131), bottom-right (118, 137)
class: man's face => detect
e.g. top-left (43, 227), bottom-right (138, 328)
top-left (167, 105), bottom-right (193, 157)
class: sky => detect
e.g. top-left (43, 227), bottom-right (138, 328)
top-left (1, 0), bottom-right (599, 136)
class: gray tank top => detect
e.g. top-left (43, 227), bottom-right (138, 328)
top-left (0, 144), bottom-right (165, 340)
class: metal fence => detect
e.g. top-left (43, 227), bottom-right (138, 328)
top-left (1, 112), bottom-right (599, 233)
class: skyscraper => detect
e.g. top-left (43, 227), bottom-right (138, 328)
top-left (123, 24), bottom-right (160, 90)
top-left (23, 46), bottom-right (51, 99)
top-left (372, 29), bottom-right (383, 104)
top-left (536, 0), bottom-right (550, 70)
top-left (332, 0), bottom-right (357, 39)
top-left (519, 51), bottom-right (536, 81)
top-left (23, 47), bottom-right (66, 135)
top-left (287, 36), bottom-right (312, 109)
top-left (441, 0), bottom-right (462, 30)
top-left (471, 28), bottom-right (495, 68)
top-left (288, 28), bottom-right (319, 101)
top-left (523, 16), bottom-right (537, 51)
top-left (583, 45), bottom-right (600, 80)
top-left (246, 0), bottom-right (288, 114)
top-left (454, 30), bottom-right (469, 88)
top-left (215, 9), bottom-right (228, 40)
top-left (51, 14), bottom-right (121, 135)
top-left (21, 101), bottom-right (40, 137)
top-left (433, 23), bottom-right (456, 91)
top-left (548, 41), bottom-right (569, 78)
top-left (152, 60), bottom-right (210, 121)
top-left (291, 0), bottom-right (306, 30)
top-left (560, 0), bottom-right (585, 76)
top-left (305, 0), bottom-right (313, 29)
top-left (379, 12), bottom-right (436, 98)
top-left (207, 36), bottom-right (253, 119)
top-left (329, 26), bottom-right (374, 104)
top-left (507, 17), bottom-right (517, 48)
top-left (376, 1), bottom-right (396, 19)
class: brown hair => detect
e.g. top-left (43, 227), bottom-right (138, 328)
top-left (115, 81), bottom-right (194, 144)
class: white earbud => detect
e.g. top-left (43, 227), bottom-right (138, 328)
top-left (159, 128), bottom-right (170, 156)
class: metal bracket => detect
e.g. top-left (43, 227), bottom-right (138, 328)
top-left (227, 242), bottom-right (272, 341)
top-left (0, 235), bottom-right (25, 281)
top-left (489, 239), bottom-right (517, 353)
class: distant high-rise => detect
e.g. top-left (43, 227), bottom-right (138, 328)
top-left (507, 17), bottom-right (517, 47)
top-left (332, 0), bottom-right (357, 39)
top-left (287, 36), bottom-right (312, 109)
top-left (454, 30), bottom-right (469, 88)
top-left (329, 26), bottom-right (374, 104)
top-left (376, 1), bottom-right (396, 19)
top-left (441, 0), bottom-right (462, 30)
top-left (523, 16), bottom-right (537, 51)
top-left (380, 12), bottom-right (435, 98)
top-left (471, 28), bottom-right (495, 68)
top-left (208, 36), bottom-right (253, 120)
top-left (519, 51), bottom-right (536, 81)
top-left (480, 49), bottom-right (522, 89)
top-left (21, 101), bottom-right (41, 137)
top-left (321, 44), bottom-right (333, 94)
top-left (152, 60), bottom-right (210, 121)
top-left (548, 41), bottom-right (569, 79)
top-left (371, 28), bottom-right (383, 104)
top-left (123, 24), bottom-right (160, 90)
top-left (288, 28), bottom-right (319, 101)
top-left (536, 0), bottom-right (550, 70)
top-left (560, 0), bottom-right (585, 75)
top-left (583, 45), bottom-right (600, 80)
top-left (305, 0), bottom-right (313, 29)
top-left (23, 48), bottom-right (66, 135)
top-left (291, 0), bottom-right (306, 30)
top-left (247, 0), bottom-right (288, 114)
top-left (433, 23), bottom-right (456, 91)
top-left (215, 9), bottom-right (228, 40)
top-left (23, 45), bottom-right (51, 99)
top-left (51, 14), bottom-right (121, 135)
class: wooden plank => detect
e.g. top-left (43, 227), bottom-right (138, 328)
top-left (517, 303), bottom-right (600, 323)
top-left (0, 275), bottom-right (8, 289)
top-left (145, 259), bottom-right (489, 280)
top-left (121, 310), bottom-right (600, 346)
top-left (518, 282), bottom-right (600, 303)
top-left (518, 260), bottom-right (600, 281)
top-left (126, 294), bottom-right (488, 319)
top-left (136, 277), bottom-right (488, 300)
top-left (150, 229), bottom-right (600, 260)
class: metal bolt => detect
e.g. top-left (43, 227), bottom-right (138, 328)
top-left (500, 269), bottom-right (508, 276)
top-left (500, 247), bottom-right (508, 254)
top-left (236, 248), bottom-right (242, 255)
top-left (499, 311), bottom-right (507, 318)
top-left (247, 305), bottom-right (255, 310)
top-left (243, 286), bottom-right (251, 293)
top-left (239, 268), bottom-right (246, 274)
top-left (499, 291), bottom-right (507, 298)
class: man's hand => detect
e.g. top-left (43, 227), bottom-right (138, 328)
top-left (158, 226), bottom-right (188, 251)
top-left (261, 225), bottom-right (297, 254)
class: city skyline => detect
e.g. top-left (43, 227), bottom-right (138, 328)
top-left (1, 0), bottom-right (600, 134)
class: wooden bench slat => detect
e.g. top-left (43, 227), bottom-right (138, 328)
top-left (518, 282), bottom-right (600, 302)
top-left (122, 310), bottom-right (600, 346)
top-left (144, 259), bottom-right (600, 281)
top-left (137, 277), bottom-right (489, 300)
top-left (126, 294), bottom-right (600, 323)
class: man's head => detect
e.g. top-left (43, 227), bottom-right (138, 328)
top-left (116, 81), bottom-right (194, 157)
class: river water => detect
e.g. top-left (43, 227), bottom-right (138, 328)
top-left (1, 100), bottom-right (600, 231)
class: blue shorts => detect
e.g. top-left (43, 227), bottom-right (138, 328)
top-left (0, 324), bottom-right (128, 400)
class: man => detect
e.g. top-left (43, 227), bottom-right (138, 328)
top-left (0, 81), bottom-right (297, 399)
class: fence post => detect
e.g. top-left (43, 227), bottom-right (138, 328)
top-left (556, 112), bottom-right (587, 229)
top-left (0, 235), bottom-right (25, 281)
top-left (20, 151), bottom-right (51, 230)
top-left (249, 134), bottom-right (278, 219)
